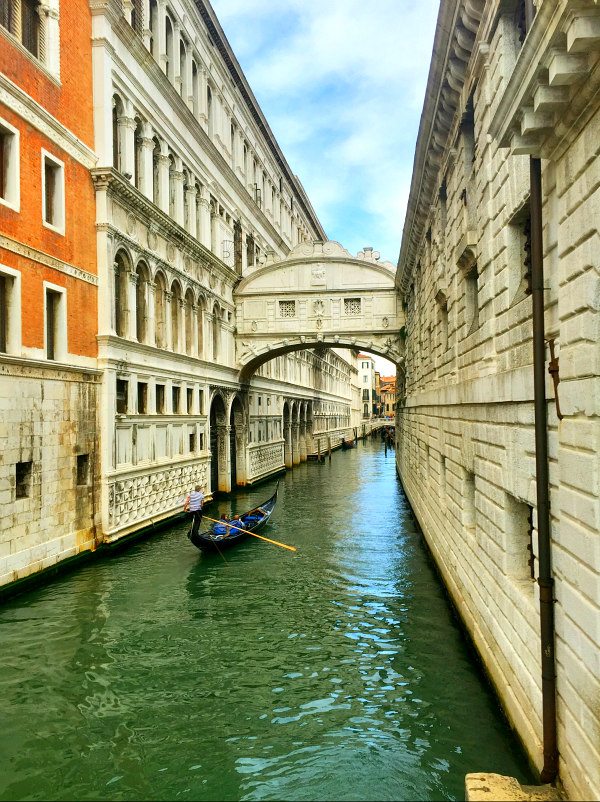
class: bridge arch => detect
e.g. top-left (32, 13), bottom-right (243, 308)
top-left (235, 241), bottom-right (404, 383)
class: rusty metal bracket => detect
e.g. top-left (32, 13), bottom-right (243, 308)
top-left (546, 338), bottom-right (563, 421)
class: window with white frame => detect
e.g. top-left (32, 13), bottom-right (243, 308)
top-left (0, 118), bottom-right (20, 211)
top-left (0, 0), bottom-right (60, 75)
top-left (0, 266), bottom-right (21, 355)
top-left (42, 150), bottom-right (65, 233)
top-left (44, 283), bottom-right (66, 360)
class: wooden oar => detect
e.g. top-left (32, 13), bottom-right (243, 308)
top-left (202, 514), bottom-right (297, 553)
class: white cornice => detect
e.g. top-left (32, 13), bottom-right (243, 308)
top-left (0, 234), bottom-right (98, 285)
top-left (0, 74), bottom-right (97, 169)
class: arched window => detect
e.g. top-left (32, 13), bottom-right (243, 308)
top-left (149, 0), bottom-right (158, 57)
top-left (155, 271), bottom-right (167, 349)
top-left (114, 251), bottom-right (130, 338)
top-left (165, 14), bottom-right (174, 82)
top-left (191, 60), bottom-right (199, 116)
top-left (207, 85), bottom-right (213, 137)
top-left (184, 289), bottom-right (194, 355)
top-left (171, 280), bottom-right (182, 352)
top-left (197, 296), bottom-right (204, 358)
top-left (212, 304), bottom-right (219, 360)
top-left (179, 39), bottom-right (187, 98)
top-left (195, 180), bottom-right (203, 239)
top-left (135, 261), bottom-right (149, 343)
top-left (152, 137), bottom-right (161, 205)
top-left (134, 118), bottom-right (144, 191)
top-left (112, 95), bottom-right (124, 171)
top-left (168, 153), bottom-right (176, 218)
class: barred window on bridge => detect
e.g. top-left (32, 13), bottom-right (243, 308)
top-left (344, 298), bottom-right (361, 316)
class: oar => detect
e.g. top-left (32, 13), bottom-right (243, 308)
top-left (202, 515), bottom-right (297, 553)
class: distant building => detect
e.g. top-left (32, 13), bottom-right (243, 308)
top-left (379, 376), bottom-right (396, 419)
top-left (357, 354), bottom-right (376, 419)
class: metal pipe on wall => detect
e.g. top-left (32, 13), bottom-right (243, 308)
top-left (530, 156), bottom-right (558, 784)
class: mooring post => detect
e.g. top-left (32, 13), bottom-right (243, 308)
top-left (327, 436), bottom-right (331, 462)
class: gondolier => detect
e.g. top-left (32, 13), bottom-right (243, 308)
top-left (184, 485), bottom-right (205, 537)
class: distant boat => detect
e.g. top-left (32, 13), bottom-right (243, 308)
top-left (188, 484), bottom-right (279, 553)
top-left (341, 438), bottom-right (355, 450)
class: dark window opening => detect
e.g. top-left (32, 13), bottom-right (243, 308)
top-left (246, 232), bottom-right (255, 267)
top-left (198, 389), bottom-right (204, 415)
top-left (0, 129), bottom-right (7, 200)
top-left (16, 461), bottom-right (32, 499)
top-left (199, 432), bottom-right (205, 451)
top-left (137, 382), bottom-right (148, 414)
top-left (234, 220), bottom-right (243, 275)
top-left (45, 288), bottom-right (59, 360)
top-left (116, 379), bottom-right (128, 414)
top-left (156, 383), bottom-right (165, 414)
top-left (187, 388), bottom-right (193, 414)
top-left (0, 274), bottom-right (7, 353)
top-left (172, 385), bottom-right (180, 414)
top-left (76, 453), bottom-right (89, 486)
top-left (21, 0), bottom-right (40, 58)
top-left (189, 432), bottom-right (196, 452)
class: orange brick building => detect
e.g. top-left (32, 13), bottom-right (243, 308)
top-left (0, 0), bottom-right (100, 589)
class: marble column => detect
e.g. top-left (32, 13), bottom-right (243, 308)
top-left (164, 290), bottom-right (173, 351)
top-left (157, 148), bottom-right (170, 214)
top-left (185, 186), bottom-right (197, 238)
top-left (147, 281), bottom-right (157, 346)
top-left (128, 270), bottom-right (139, 341)
top-left (140, 123), bottom-right (154, 200)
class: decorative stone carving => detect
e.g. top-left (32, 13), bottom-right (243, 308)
top-left (126, 212), bottom-right (137, 236)
top-left (108, 461), bottom-right (209, 529)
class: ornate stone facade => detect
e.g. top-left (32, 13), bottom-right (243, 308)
top-left (396, 1), bottom-right (600, 798)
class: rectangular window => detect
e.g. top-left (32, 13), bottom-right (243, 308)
top-left (45, 288), bottom-right (60, 360)
top-left (0, 274), bottom-right (8, 353)
top-left (42, 151), bottom-right (65, 233)
top-left (344, 298), bottom-right (361, 316)
top-left (187, 387), bottom-right (193, 414)
top-left (137, 382), bottom-right (148, 414)
top-left (199, 432), bottom-right (205, 451)
top-left (116, 379), bottom-right (128, 414)
top-left (258, 396), bottom-right (262, 407)
top-left (279, 300), bottom-right (296, 318)
top-left (0, 119), bottom-right (19, 211)
top-left (172, 385), bottom-right (180, 414)
top-left (465, 266), bottom-right (479, 334)
top-left (156, 383), bottom-right (165, 414)
top-left (189, 432), bottom-right (196, 452)
top-left (198, 389), bottom-right (204, 415)
top-left (15, 461), bottom-right (32, 499)
top-left (462, 470), bottom-right (476, 532)
top-left (76, 454), bottom-right (89, 486)
top-left (505, 494), bottom-right (536, 582)
top-left (508, 203), bottom-right (533, 304)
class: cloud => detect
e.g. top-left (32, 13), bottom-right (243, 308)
top-left (211, 0), bottom-right (439, 263)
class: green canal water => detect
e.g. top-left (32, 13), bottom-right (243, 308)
top-left (0, 441), bottom-right (532, 801)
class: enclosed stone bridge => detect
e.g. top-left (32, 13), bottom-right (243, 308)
top-left (235, 241), bottom-right (404, 381)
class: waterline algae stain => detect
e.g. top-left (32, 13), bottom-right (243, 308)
top-left (0, 442), bottom-right (531, 801)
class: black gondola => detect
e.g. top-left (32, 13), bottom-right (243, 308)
top-left (341, 438), bottom-right (355, 450)
top-left (188, 483), bottom-right (279, 553)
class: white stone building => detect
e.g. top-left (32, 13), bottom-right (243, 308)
top-left (89, 0), bottom-right (361, 543)
top-left (357, 353), bottom-right (377, 419)
top-left (396, 0), bottom-right (600, 798)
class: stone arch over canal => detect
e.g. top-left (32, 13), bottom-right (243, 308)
top-left (235, 241), bottom-right (405, 383)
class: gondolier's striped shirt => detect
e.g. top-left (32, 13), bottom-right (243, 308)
top-left (188, 490), bottom-right (204, 512)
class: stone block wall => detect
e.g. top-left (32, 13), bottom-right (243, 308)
top-left (0, 362), bottom-right (100, 588)
top-left (396, 2), bottom-right (600, 798)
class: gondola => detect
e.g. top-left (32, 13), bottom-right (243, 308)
top-left (187, 483), bottom-right (279, 553)
top-left (341, 438), bottom-right (355, 450)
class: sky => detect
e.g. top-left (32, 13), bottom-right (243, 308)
top-left (210, 0), bottom-right (440, 374)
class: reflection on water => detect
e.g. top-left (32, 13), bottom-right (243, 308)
top-left (0, 442), bottom-right (531, 801)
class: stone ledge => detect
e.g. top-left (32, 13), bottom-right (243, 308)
top-left (466, 774), bottom-right (562, 802)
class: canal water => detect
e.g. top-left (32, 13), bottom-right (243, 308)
top-left (0, 440), bottom-right (532, 801)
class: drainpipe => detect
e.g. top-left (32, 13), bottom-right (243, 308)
top-left (530, 156), bottom-right (558, 783)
